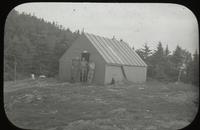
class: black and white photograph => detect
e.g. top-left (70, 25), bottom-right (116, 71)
top-left (4, 3), bottom-right (199, 130)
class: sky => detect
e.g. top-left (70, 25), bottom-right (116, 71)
top-left (14, 3), bottom-right (199, 54)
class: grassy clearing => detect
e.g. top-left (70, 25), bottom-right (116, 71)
top-left (4, 78), bottom-right (198, 130)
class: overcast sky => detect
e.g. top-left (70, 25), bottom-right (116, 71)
top-left (14, 3), bottom-right (198, 54)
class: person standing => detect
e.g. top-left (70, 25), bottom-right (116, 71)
top-left (80, 58), bottom-right (88, 82)
top-left (87, 62), bottom-right (95, 83)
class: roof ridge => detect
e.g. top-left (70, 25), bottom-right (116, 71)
top-left (85, 32), bottom-right (123, 43)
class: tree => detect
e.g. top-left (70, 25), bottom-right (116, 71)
top-left (150, 42), bottom-right (167, 81)
top-left (164, 45), bottom-right (170, 56)
top-left (141, 43), bottom-right (152, 60)
top-left (153, 41), bottom-right (164, 61)
top-left (168, 45), bottom-right (186, 82)
top-left (171, 45), bottom-right (185, 68)
top-left (135, 43), bottom-right (152, 61)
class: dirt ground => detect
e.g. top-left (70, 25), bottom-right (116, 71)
top-left (4, 78), bottom-right (199, 130)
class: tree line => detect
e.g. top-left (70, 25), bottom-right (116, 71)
top-left (4, 9), bottom-right (199, 86)
top-left (134, 42), bottom-right (199, 86)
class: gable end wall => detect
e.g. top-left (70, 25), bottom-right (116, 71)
top-left (59, 35), bottom-right (106, 84)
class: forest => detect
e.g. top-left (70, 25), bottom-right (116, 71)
top-left (4, 9), bottom-right (80, 80)
top-left (4, 9), bottom-right (199, 86)
top-left (134, 43), bottom-right (199, 86)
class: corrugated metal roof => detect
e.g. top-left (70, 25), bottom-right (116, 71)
top-left (84, 33), bottom-right (147, 67)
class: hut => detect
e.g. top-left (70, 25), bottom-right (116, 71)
top-left (59, 32), bottom-right (147, 84)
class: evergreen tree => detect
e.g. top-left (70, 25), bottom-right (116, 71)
top-left (141, 43), bottom-right (152, 60)
top-left (168, 45), bottom-right (185, 81)
top-left (150, 42), bottom-right (167, 81)
top-left (153, 42), bottom-right (164, 60)
top-left (135, 43), bottom-right (152, 61)
top-left (171, 45), bottom-right (185, 68)
top-left (164, 45), bottom-right (170, 56)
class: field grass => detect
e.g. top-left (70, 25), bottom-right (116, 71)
top-left (4, 78), bottom-right (199, 130)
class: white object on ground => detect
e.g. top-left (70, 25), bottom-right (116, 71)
top-left (31, 74), bottom-right (35, 80)
top-left (39, 75), bottom-right (46, 78)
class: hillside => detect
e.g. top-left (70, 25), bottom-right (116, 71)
top-left (4, 9), bottom-right (80, 80)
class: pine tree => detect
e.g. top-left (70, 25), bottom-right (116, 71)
top-left (164, 45), bottom-right (170, 56)
top-left (154, 41), bottom-right (164, 60)
top-left (141, 43), bottom-right (152, 60)
top-left (150, 41), bottom-right (167, 81)
top-left (135, 43), bottom-right (151, 61)
top-left (171, 45), bottom-right (184, 69)
top-left (168, 45), bottom-right (192, 82)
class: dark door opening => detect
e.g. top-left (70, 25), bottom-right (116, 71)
top-left (81, 50), bottom-right (90, 62)
top-left (80, 51), bottom-right (90, 82)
